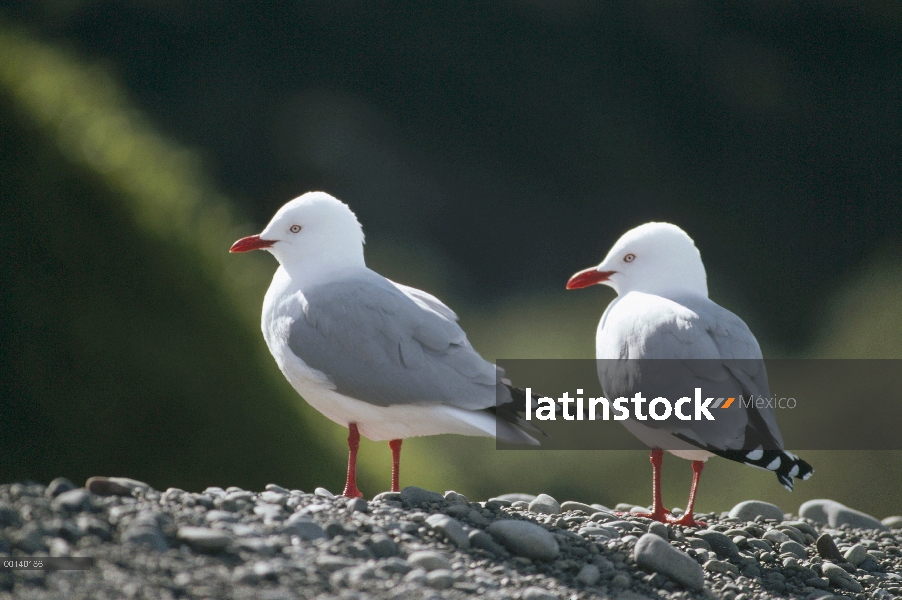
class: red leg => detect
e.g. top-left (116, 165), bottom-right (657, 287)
top-left (341, 423), bottom-right (364, 498)
top-left (668, 460), bottom-right (707, 527)
top-left (389, 439), bottom-right (402, 492)
top-left (630, 449), bottom-right (671, 523)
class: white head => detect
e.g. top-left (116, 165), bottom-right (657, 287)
top-left (229, 192), bottom-right (366, 272)
top-left (566, 222), bottom-right (708, 297)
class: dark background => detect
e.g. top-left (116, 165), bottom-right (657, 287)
top-left (1, 1), bottom-right (901, 516)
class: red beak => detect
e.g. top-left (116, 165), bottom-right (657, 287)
top-left (229, 234), bottom-right (275, 253)
top-left (566, 267), bottom-right (615, 290)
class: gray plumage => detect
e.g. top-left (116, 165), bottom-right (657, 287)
top-left (288, 272), bottom-right (503, 411)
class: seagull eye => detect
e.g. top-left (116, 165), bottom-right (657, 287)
top-left (624, 253), bottom-right (635, 263)
top-left (289, 225), bottom-right (302, 233)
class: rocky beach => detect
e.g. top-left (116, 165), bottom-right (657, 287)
top-left (1, 477), bottom-right (901, 600)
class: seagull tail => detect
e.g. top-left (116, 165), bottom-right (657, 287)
top-left (720, 448), bottom-right (814, 491)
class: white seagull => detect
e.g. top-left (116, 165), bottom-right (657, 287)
top-left (230, 192), bottom-right (537, 498)
top-left (566, 222), bottom-right (812, 526)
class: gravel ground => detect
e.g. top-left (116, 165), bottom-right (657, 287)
top-left (1, 476), bottom-right (901, 600)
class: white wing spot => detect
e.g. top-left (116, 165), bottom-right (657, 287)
top-left (746, 447), bottom-right (764, 461)
top-left (766, 457), bottom-right (781, 470)
top-left (788, 464), bottom-right (799, 477)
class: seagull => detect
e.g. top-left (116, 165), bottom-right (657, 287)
top-left (230, 192), bottom-right (538, 498)
top-left (566, 222), bottom-right (812, 526)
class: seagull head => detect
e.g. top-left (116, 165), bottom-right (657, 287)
top-left (229, 192), bottom-right (365, 270)
top-left (566, 222), bottom-right (708, 297)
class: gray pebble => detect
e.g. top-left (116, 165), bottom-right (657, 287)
top-left (762, 529), bottom-right (791, 545)
top-left (407, 550), bottom-right (451, 571)
top-left (283, 515), bottom-right (327, 540)
top-left (52, 488), bottom-right (92, 512)
top-left (528, 494), bottom-right (561, 515)
top-left (822, 561), bottom-right (864, 592)
top-left (372, 491), bottom-right (403, 503)
top-left (728, 500), bottom-right (784, 522)
top-left (85, 476), bottom-right (150, 497)
top-left (121, 515), bottom-right (168, 552)
top-left (368, 534), bottom-right (398, 558)
top-left (575, 564), bottom-right (600, 586)
top-left (703, 559), bottom-right (739, 575)
top-left (492, 493), bottom-right (537, 503)
top-left (468, 529), bottom-right (508, 556)
top-left (633, 532), bottom-right (704, 590)
top-left (487, 519), bottom-right (560, 561)
top-left (315, 555), bottom-right (358, 572)
top-left (176, 526), bottom-right (230, 552)
top-left (313, 487), bottom-right (334, 498)
top-left (347, 498), bottom-right (368, 513)
top-left (648, 521), bottom-right (669, 540)
top-left (780, 540), bottom-right (808, 559)
top-left (425, 569), bottom-right (455, 589)
top-left (522, 586), bottom-right (559, 600)
top-left (400, 486), bottom-right (445, 507)
top-left (882, 515), bottom-right (902, 529)
top-left (559, 501), bottom-right (602, 515)
top-left (799, 499), bottom-right (887, 531)
top-left (693, 529), bottom-right (739, 558)
top-left (45, 477), bottom-right (76, 498)
top-left (816, 533), bottom-right (846, 562)
top-left (444, 491), bottom-right (469, 504)
top-left (425, 513), bottom-right (469, 548)
top-left (844, 543), bottom-right (868, 566)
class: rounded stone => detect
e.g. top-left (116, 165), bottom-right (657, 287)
top-left (799, 499), bottom-right (887, 531)
top-left (729, 500), bottom-right (784, 523)
top-left (425, 513), bottom-right (469, 549)
top-left (528, 494), bottom-right (561, 515)
top-left (575, 564), bottom-right (600, 586)
top-left (176, 527), bottom-right (231, 552)
top-left (407, 550), bottom-right (451, 572)
top-left (780, 540), bottom-right (808, 559)
top-left (425, 569), bottom-right (454, 590)
top-left (843, 544), bottom-right (868, 566)
top-left (487, 519), bottom-right (560, 561)
top-left (400, 486), bottom-right (445, 507)
top-left (633, 532), bottom-right (705, 590)
top-left (522, 587), bottom-right (559, 600)
top-left (881, 515), bottom-right (902, 529)
top-left (45, 477), bottom-right (76, 498)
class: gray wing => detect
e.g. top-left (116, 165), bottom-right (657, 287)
top-left (599, 295), bottom-right (784, 451)
top-left (287, 274), bottom-right (498, 410)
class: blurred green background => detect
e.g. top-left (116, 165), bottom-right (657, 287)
top-left (1, 2), bottom-right (901, 518)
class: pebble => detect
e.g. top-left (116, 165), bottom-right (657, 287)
top-left (493, 493), bottom-right (537, 503)
top-left (176, 526), bottom-right (231, 552)
top-left (559, 501), bottom-right (603, 514)
top-left (575, 563), bottom-right (600, 586)
top-left (633, 532), bottom-right (705, 590)
top-left (799, 499), bottom-right (887, 531)
top-left (400, 486), bottom-right (445, 507)
top-left (822, 561), bottom-right (864, 592)
top-left (882, 516), bottom-right (902, 529)
top-left (425, 569), bottom-right (454, 589)
top-left (85, 476), bottom-right (149, 496)
top-left (522, 586), bottom-right (558, 600)
top-left (693, 529), bottom-right (739, 558)
top-left (346, 498), bottom-right (368, 513)
top-left (407, 550), bottom-right (451, 571)
top-left (44, 477), bottom-right (76, 498)
top-left (816, 533), bottom-right (846, 562)
top-left (647, 521), bottom-right (669, 540)
top-left (282, 515), bottom-right (327, 540)
top-left (528, 493), bottom-right (561, 515)
top-left (487, 519), bottom-right (560, 560)
top-left (780, 540), bottom-right (808, 559)
top-left (425, 513), bottom-right (469, 548)
top-left (703, 559), bottom-right (739, 575)
top-left (313, 487), bottom-right (334, 498)
top-left (729, 500), bottom-right (784, 522)
top-left (844, 543), bottom-right (868, 566)
top-left (52, 488), bottom-right (93, 512)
